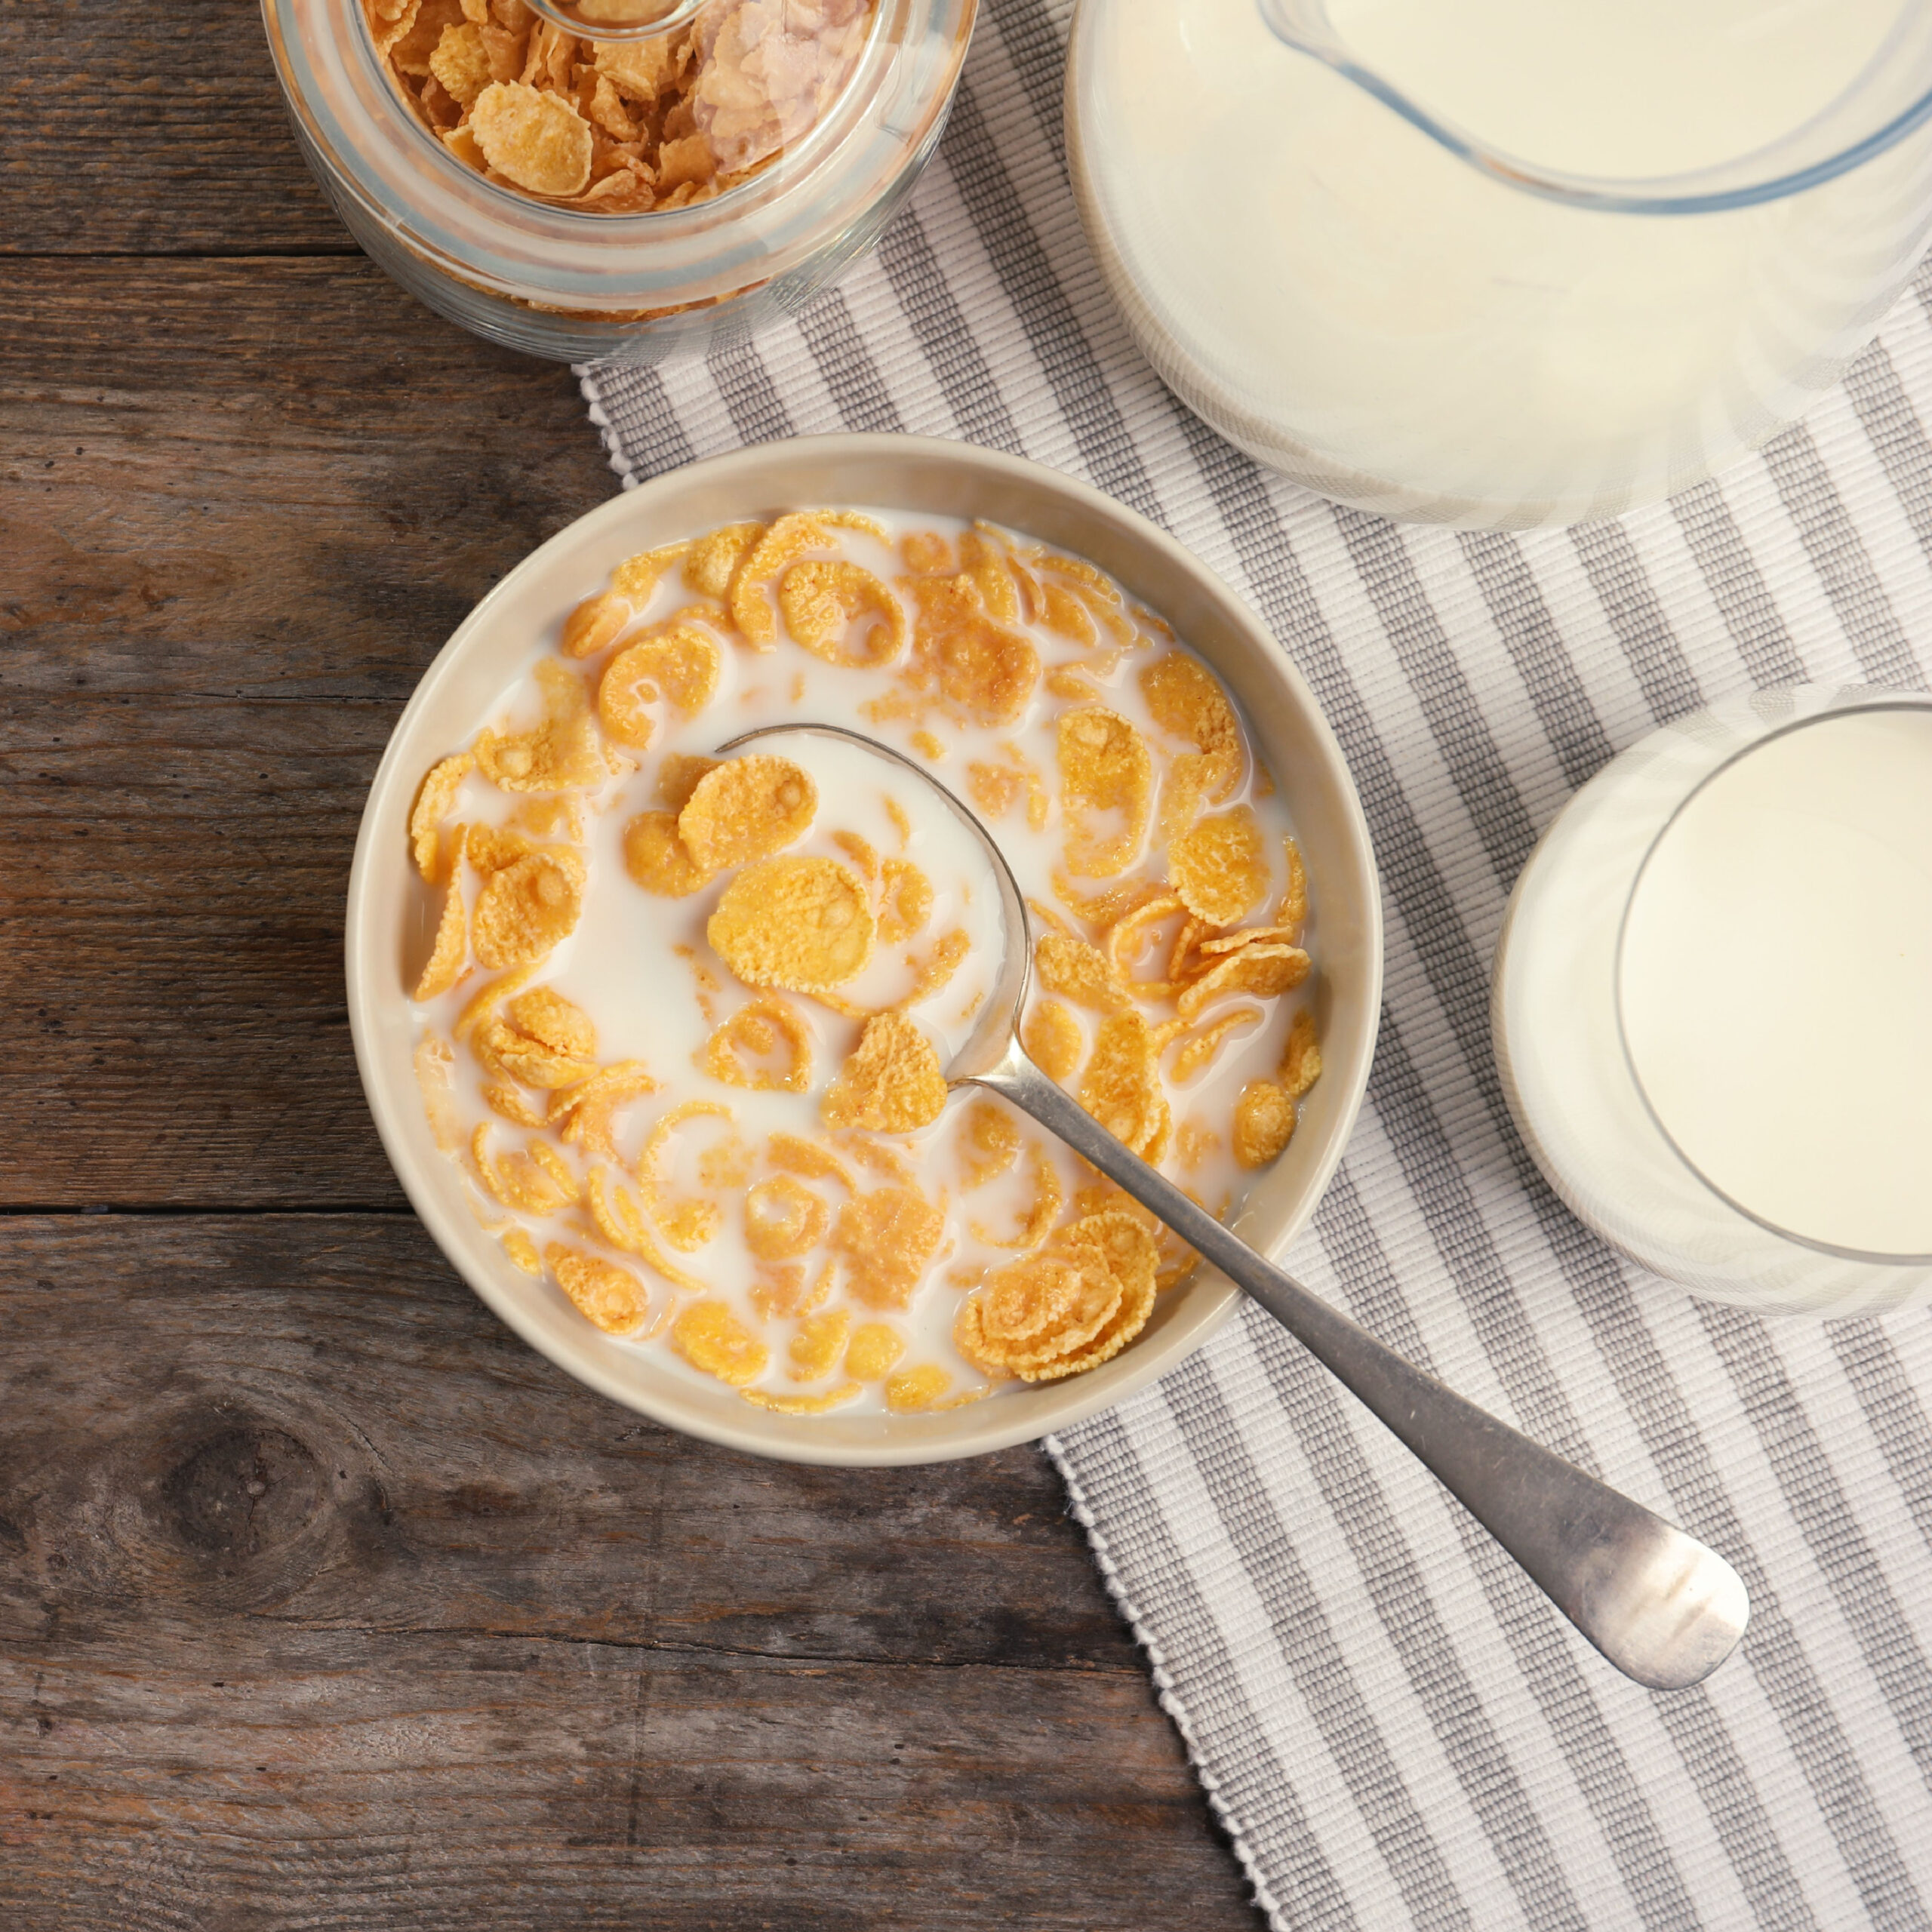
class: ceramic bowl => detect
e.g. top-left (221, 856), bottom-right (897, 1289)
top-left (346, 434), bottom-right (1383, 1463)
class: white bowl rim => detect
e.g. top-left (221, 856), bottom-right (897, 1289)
top-left (345, 432), bottom-right (1383, 1465)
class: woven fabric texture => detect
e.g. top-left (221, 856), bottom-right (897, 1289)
top-left (580, 2), bottom-right (1932, 1923)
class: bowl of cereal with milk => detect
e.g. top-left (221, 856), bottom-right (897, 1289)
top-left (346, 436), bottom-right (1381, 1463)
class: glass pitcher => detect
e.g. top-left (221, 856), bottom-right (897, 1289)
top-left (1067, 0), bottom-right (1932, 527)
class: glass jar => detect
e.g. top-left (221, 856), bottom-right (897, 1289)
top-left (1494, 687), bottom-right (1932, 1316)
top-left (262, 0), bottom-right (974, 361)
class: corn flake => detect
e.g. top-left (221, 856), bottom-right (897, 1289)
top-left (678, 755), bottom-right (817, 873)
top-left (744, 1174), bottom-right (830, 1260)
top-left (821, 1011), bottom-right (948, 1134)
top-left (683, 521), bottom-right (762, 599)
top-left (411, 753), bottom-right (471, 879)
top-left (959, 1099), bottom-right (1020, 1188)
top-left (475, 660), bottom-right (605, 793)
top-left (671, 1300), bottom-right (769, 1386)
top-left (742, 1383), bottom-right (863, 1415)
top-left (885, 1365), bottom-right (952, 1413)
top-left (1022, 997), bottom-right (1084, 1083)
top-left (767, 1131), bottom-right (855, 1192)
top-left (472, 848), bottom-right (585, 968)
top-left (876, 855), bottom-right (933, 943)
top-left (469, 79), bottom-right (592, 195)
top-left (502, 1226), bottom-right (541, 1275)
top-left (1079, 1012), bottom-right (1168, 1158)
top-left (780, 560), bottom-right (906, 666)
top-left (844, 1321), bottom-right (906, 1381)
top-left (545, 1242), bottom-right (649, 1336)
top-left (912, 615), bottom-right (1039, 727)
top-left (1057, 707), bottom-right (1152, 878)
top-left (731, 514), bottom-right (832, 647)
top-left (611, 541), bottom-right (692, 601)
top-left (414, 851), bottom-right (469, 1001)
top-left (623, 811), bottom-right (712, 898)
top-left (1140, 653), bottom-right (1243, 832)
top-left (657, 752), bottom-right (722, 812)
top-left (1279, 1008), bottom-right (1321, 1100)
top-left (1176, 943), bottom-right (1311, 1022)
top-left (708, 856), bottom-right (874, 992)
top-left (703, 998), bottom-right (812, 1093)
top-left (1233, 1079), bottom-right (1296, 1169)
top-left (1034, 931), bottom-right (1131, 1014)
top-left (788, 1306), bottom-right (851, 1380)
top-left (1171, 1007), bottom-right (1262, 1082)
top-left (1170, 804), bottom-right (1268, 926)
top-left (831, 1186), bottom-right (944, 1309)
top-left (597, 623), bottom-right (721, 750)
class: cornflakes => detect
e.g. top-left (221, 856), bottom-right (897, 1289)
top-left (833, 830), bottom-right (880, 881)
top-left (832, 1187), bottom-right (945, 1309)
top-left (788, 1307), bottom-right (851, 1380)
top-left (1277, 834), bottom-right (1309, 936)
top-left (903, 928), bottom-right (969, 1006)
top-left (1175, 943), bottom-right (1311, 1022)
top-left (909, 608), bottom-right (1040, 726)
top-left (623, 810), bottom-right (712, 897)
top-left (640, 1100), bottom-right (732, 1250)
top-left (959, 1099), bottom-right (1020, 1188)
top-left (586, 1164), bottom-right (709, 1294)
top-left (1140, 654), bottom-right (1242, 834)
top-left (1279, 1008), bottom-right (1321, 1100)
top-left (546, 1243), bottom-right (650, 1336)
top-left (1079, 1012), bottom-right (1168, 1158)
top-left (1034, 931), bottom-right (1131, 1015)
top-left (844, 1321), bottom-right (906, 1381)
top-left (780, 560), bottom-right (906, 666)
top-left (708, 856), bottom-right (875, 992)
top-left (1233, 1080), bottom-right (1296, 1170)
top-left (744, 1174), bottom-right (830, 1260)
top-left (1057, 707), bottom-right (1152, 878)
top-left (611, 542), bottom-right (692, 602)
top-left (684, 522), bottom-right (763, 598)
top-left (1170, 805), bottom-right (1268, 926)
top-left (672, 1300), bottom-right (769, 1386)
top-left (414, 849), bottom-right (469, 1001)
top-left (561, 589), bottom-right (631, 662)
top-left (550, 1058), bottom-right (658, 1161)
top-left (472, 848), bottom-right (585, 968)
top-left (1022, 997), bottom-right (1084, 1082)
top-left (1171, 1008), bottom-right (1262, 1082)
top-left (703, 998), bottom-right (812, 1093)
top-left (886, 1365), bottom-right (952, 1412)
top-left (502, 1226), bottom-right (542, 1275)
top-left (597, 623), bottom-right (721, 750)
top-left (767, 1131), bottom-right (855, 1191)
top-left (411, 753), bottom-right (471, 880)
top-left (743, 1383), bottom-right (862, 1415)
top-left (973, 1142), bottom-right (1063, 1251)
top-left (475, 661), bottom-right (605, 793)
top-left (658, 752), bottom-right (721, 812)
top-left (678, 755), bottom-right (817, 872)
top-left (473, 1122), bottom-right (573, 1215)
top-left (877, 856), bottom-right (933, 943)
top-left (821, 1011), bottom-right (948, 1133)
top-left (731, 515), bottom-right (832, 646)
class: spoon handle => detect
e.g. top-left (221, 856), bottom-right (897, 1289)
top-left (969, 1043), bottom-right (1749, 1692)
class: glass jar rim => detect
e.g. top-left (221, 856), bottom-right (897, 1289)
top-left (262, 0), bottom-right (974, 314)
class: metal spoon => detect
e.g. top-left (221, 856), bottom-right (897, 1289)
top-left (718, 722), bottom-right (1750, 1690)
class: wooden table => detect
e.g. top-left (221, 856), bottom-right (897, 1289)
top-left (0, 6), bottom-right (1261, 1925)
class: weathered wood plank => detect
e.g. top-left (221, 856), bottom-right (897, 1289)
top-left (1, 258), bottom-right (615, 1205)
top-left (0, 1214), bottom-right (1138, 1669)
top-left (0, 1214), bottom-right (1260, 1928)
top-left (1, 0), bottom-right (350, 257)
top-left (2, 1637), bottom-right (1254, 1930)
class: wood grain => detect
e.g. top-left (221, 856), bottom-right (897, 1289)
top-left (1, 258), bottom-right (613, 1208)
top-left (1, 0), bottom-right (347, 257)
top-left (0, 1216), bottom-right (1257, 1929)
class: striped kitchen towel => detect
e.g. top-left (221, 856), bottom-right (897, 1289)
top-left (579, 2), bottom-right (1932, 1924)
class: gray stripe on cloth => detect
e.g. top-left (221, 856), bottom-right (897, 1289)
top-left (1831, 1324), bottom-right (1932, 1565)
top-left (1760, 429), bottom-right (1924, 685)
top-left (1568, 521), bottom-right (1707, 721)
top-left (1699, 1308), bottom-right (1932, 1797)
top-left (874, 212), bottom-right (1026, 452)
top-left (579, 6), bottom-right (1932, 1917)
top-left (1165, 1352), bottom-right (1487, 1931)
top-left (795, 290), bottom-right (906, 435)
top-left (1669, 484), bottom-right (1812, 687)
top-left (1455, 533), bottom-right (1617, 791)
top-left (1065, 1406), bottom-right (1365, 1931)
top-left (1844, 342), bottom-right (1932, 601)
